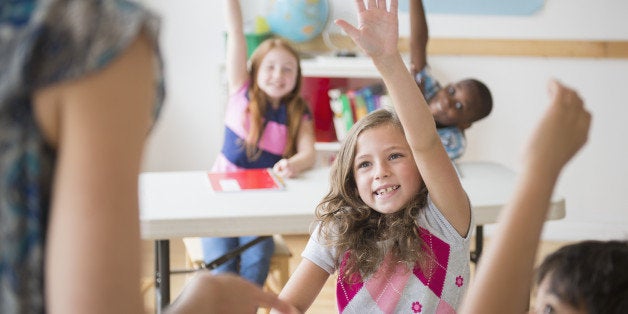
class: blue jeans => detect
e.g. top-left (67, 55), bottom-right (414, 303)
top-left (200, 236), bottom-right (275, 287)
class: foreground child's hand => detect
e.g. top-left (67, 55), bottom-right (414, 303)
top-left (523, 79), bottom-right (591, 175)
top-left (166, 272), bottom-right (299, 314)
top-left (335, 0), bottom-right (400, 60)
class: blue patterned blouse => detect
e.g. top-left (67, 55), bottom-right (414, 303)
top-left (0, 1), bottom-right (164, 312)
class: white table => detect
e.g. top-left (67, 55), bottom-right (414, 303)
top-left (140, 161), bottom-right (565, 312)
top-left (140, 166), bottom-right (331, 313)
top-left (140, 166), bottom-right (331, 240)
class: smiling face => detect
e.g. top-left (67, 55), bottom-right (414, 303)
top-left (353, 123), bottom-right (422, 214)
top-left (255, 47), bottom-right (298, 104)
top-left (428, 80), bottom-right (487, 129)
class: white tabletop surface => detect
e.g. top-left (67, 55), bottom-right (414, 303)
top-left (139, 161), bottom-right (565, 240)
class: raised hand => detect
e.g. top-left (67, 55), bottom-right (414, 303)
top-left (335, 0), bottom-right (399, 59)
top-left (523, 79), bottom-right (591, 176)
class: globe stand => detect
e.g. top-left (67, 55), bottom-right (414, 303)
top-left (322, 30), bottom-right (358, 58)
top-left (321, 4), bottom-right (359, 58)
top-left (336, 51), bottom-right (357, 57)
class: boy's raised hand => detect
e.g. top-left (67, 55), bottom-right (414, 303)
top-left (523, 79), bottom-right (591, 175)
top-left (335, 0), bottom-right (399, 59)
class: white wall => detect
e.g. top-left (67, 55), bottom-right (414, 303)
top-left (141, 0), bottom-right (628, 241)
top-left (140, 0), bottom-right (227, 171)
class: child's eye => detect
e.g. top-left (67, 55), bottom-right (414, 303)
top-left (447, 86), bottom-right (455, 96)
top-left (389, 153), bottom-right (403, 160)
top-left (542, 305), bottom-right (555, 314)
top-left (454, 102), bottom-right (463, 110)
top-left (356, 161), bottom-right (371, 169)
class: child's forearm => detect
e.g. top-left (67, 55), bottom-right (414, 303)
top-left (409, 0), bottom-right (428, 74)
top-left (224, 0), bottom-right (244, 35)
top-left (462, 166), bottom-right (560, 313)
top-left (223, 0), bottom-right (248, 92)
top-left (287, 151), bottom-right (316, 175)
top-left (373, 54), bottom-right (439, 150)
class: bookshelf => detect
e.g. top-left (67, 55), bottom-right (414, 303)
top-left (301, 56), bottom-right (381, 78)
top-left (301, 56), bottom-right (410, 156)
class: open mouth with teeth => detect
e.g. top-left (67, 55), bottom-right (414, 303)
top-left (375, 185), bottom-right (400, 196)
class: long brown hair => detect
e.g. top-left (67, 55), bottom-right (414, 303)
top-left (315, 109), bottom-right (430, 281)
top-left (245, 38), bottom-right (309, 160)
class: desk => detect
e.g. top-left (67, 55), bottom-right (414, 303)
top-left (140, 166), bottom-right (331, 313)
top-left (140, 161), bottom-right (565, 313)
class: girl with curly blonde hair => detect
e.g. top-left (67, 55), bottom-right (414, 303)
top-left (275, 1), bottom-right (472, 313)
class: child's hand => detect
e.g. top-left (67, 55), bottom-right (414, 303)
top-left (335, 0), bottom-right (399, 60)
top-left (166, 273), bottom-right (300, 314)
top-left (523, 79), bottom-right (591, 174)
top-left (273, 159), bottom-right (296, 178)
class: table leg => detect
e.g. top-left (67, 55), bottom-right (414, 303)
top-left (470, 225), bottom-right (483, 264)
top-left (155, 240), bottom-right (170, 314)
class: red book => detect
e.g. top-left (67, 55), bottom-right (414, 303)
top-left (207, 168), bottom-right (285, 192)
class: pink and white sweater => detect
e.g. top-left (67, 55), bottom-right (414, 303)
top-left (302, 196), bottom-right (473, 314)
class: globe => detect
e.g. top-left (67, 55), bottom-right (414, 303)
top-left (266, 0), bottom-right (329, 43)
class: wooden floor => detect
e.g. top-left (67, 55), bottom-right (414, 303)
top-left (141, 235), bottom-right (572, 314)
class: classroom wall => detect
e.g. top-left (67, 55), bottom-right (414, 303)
top-left (140, 0), bottom-right (628, 241)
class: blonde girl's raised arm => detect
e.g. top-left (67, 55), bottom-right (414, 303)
top-left (224, 0), bottom-right (249, 93)
top-left (461, 80), bottom-right (591, 313)
top-left (271, 259), bottom-right (330, 314)
top-left (336, 0), bottom-right (470, 236)
top-left (36, 34), bottom-right (155, 314)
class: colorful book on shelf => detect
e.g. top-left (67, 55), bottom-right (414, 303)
top-left (327, 83), bottom-right (387, 142)
top-left (328, 88), bottom-right (354, 141)
top-left (207, 168), bottom-right (285, 192)
top-left (352, 91), bottom-right (368, 121)
top-left (358, 83), bottom-right (385, 113)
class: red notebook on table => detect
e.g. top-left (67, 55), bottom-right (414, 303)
top-left (207, 168), bottom-right (285, 192)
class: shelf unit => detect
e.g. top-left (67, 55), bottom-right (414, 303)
top-left (301, 55), bottom-right (411, 78)
top-left (301, 56), bottom-right (381, 78)
top-left (300, 56), bottom-right (408, 164)
top-left (301, 55), bottom-right (404, 151)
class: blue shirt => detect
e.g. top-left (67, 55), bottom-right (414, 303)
top-left (415, 67), bottom-right (467, 160)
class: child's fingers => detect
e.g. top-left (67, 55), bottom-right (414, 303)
top-left (389, 0), bottom-right (399, 13)
top-left (257, 291), bottom-right (298, 314)
top-left (356, 0), bottom-right (367, 12)
top-left (546, 78), bottom-right (560, 100)
top-left (547, 79), bottom-right (584, 109)
top-left (335, 19), bottom-right (359, 40)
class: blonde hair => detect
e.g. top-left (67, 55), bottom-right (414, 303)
top-left (244, 38), bottom-right (309, 160)
top-left (315, 109), bottom-right (430, 281)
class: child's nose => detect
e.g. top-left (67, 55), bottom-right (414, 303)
top-left (374, 163), bottom-right (390, 179)
top-left (442, 96), bottom-right (456, 109)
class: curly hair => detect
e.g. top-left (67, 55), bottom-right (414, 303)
top-left (315, 109), bottom-right (431, 281)
top-left (245, 37), bottom-right (309, 160)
